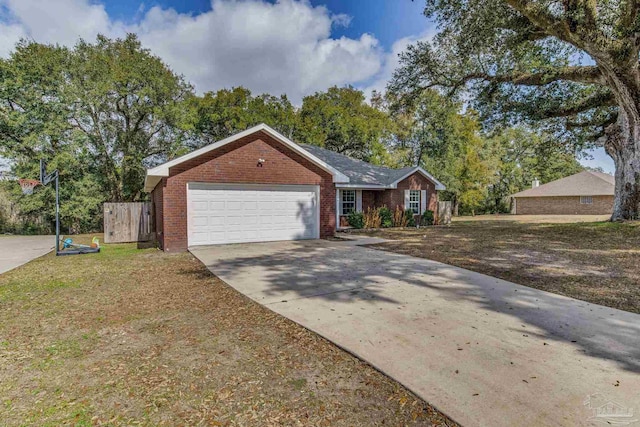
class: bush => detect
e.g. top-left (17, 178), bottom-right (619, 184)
top-left (421, 209), bottom-right (434, 226)
top-left (379, 206), bottom-right (393, 228)
top-left (363, 207), bottom-right (382, 228)
top-left (404, 209), bottom-right (416, 227)
top-left (392, 206), bottom-right (408, 227)
top-left (347, 211), bottom-right (364, 229)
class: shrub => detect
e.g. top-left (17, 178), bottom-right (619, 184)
top-left (363, 207), bottom-right (382, 228)
top-left (347, 211), bottom-right (364, 229)
top-left (379, 206), bottom-right (393, 228)
top-left (421, 209), bottom-right (435, 226)
top-left (393, 206), bottom-right (408, 227)
top-left (404, 209), bottom-right (416, 227)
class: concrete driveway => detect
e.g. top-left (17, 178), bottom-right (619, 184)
top-left (0, 235), bottom-right (53, 274)
top-left (191, 239), bottom-right (640, 427)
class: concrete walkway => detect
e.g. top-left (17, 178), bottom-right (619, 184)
top-left (191, 239), bottom-right (640, 427)
top-left (0, 235), bottom-right (53, 274)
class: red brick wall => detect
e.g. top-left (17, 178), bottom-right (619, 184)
top-left (362, 190), bottom-right (376, 211)
top-left (339, 175), bottom-right (439, 227)
top-left (515, 196), bottom-right (614, 215)
top-left (160, 131), bottom-right (335, 251)
top-left (378, 173), bottom-right (438, 214)
top-left (339, 190), bottom-right (379, 226)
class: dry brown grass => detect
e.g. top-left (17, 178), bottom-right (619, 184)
top-left (0, 237), bottom-right (455, 426)
top-left (358, 220), bottom-right (640, 314)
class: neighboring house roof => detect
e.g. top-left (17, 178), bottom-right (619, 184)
top-left (144, 123), bottom-right (446, 192)
top-left (511, 171), bottom-right (615, 198)
top-left (300, 144), bottom-right (446, 190)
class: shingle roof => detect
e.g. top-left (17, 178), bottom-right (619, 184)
top-left (300, 144), bottom-right (416, 186)
top-left (144, 123), bottom-right (445, 191)
top-left (511, 171), bottom-right (615, 198)
top-left (299, 144), bottom-right (447, 189)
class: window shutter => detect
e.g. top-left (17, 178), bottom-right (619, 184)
top-left (404, 190), bottom-right (410, 210)
top-left (421, 190), bottom-right (427, 213)
top-left (356, 190), bottom-right (363, 212)
top-left (337, 190), bottom-right (342, 216)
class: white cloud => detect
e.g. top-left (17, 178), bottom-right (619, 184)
top-left (0, 0), bottom-right (386, 103)
top-left (363, 30), bottom-right (437, 99)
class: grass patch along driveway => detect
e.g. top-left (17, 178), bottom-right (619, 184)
top-left (356, 219), bottom-right (640, 314)
top-left (0, 239), bottom-right (455, 426)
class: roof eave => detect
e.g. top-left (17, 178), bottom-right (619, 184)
top-left (389, 167), bottom-right (446, 191)
top-left (143, 123), bottom-right (349, 192)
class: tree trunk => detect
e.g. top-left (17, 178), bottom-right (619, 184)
top-left (452, 195), bottom-right (460, 216)
top-left (600, 65), bottom-right (640, 221)
top-left (606, 119), bottom-right (640, 220)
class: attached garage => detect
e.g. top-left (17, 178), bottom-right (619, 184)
top-left (187, 183), bottom-right (319, 246)
top-left (144, 123), bottom-right (445, 252)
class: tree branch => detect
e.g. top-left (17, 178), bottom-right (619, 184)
top-left (532, 92), bottom-right (617, 119)
top-left (458, 66), bottom-right (605, 88)
top-left (621, 0), bottom-right (640, 30)
top-left (566, 113), bottom-right (618, 129)
top-left (504, 0), bottom-right (579, 45)
top-left (532, 91), bottom-right (616, 119)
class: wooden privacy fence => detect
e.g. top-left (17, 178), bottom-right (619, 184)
top-left (104, 202), bottom-right (155, 243)
top-left (437, 201), bottom-right (452, 225)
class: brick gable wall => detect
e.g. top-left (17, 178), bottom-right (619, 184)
top-left (377, 172), bottom-right (438, 214)
top-left (514, 196), bottom-right (614, 215)
top-left (156, 131), bottom-right (335, 251)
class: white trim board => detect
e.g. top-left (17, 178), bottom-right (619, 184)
top-left (144, 123), bottom-right (349, 192)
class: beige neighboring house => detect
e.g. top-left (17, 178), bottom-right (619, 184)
top-left (511, 171), bottom-right (615, 215)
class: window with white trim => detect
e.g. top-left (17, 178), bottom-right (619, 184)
top-left (580, 196), bottom-right (593, 205)
top-left (341, 190), bottom-right (356, 215)
top-left (409, 190), bottom-right (420, 214)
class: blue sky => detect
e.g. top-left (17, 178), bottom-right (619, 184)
top-left (0, 0), bottom-right (613, 173)
top-left (101, 0), bottom-right (430, 49)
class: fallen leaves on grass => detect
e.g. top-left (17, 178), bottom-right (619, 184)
top-left (360, 220), bottom-right (640, 314)
top-left (0, 241), bottom-right (457, 426)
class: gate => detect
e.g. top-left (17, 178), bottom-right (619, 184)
top-left (103, 202), bottom-right (154, 243)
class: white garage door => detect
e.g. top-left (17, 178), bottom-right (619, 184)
top-left (187, 183), bottom-right (320, 246)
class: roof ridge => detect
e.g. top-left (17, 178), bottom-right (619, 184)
top-left (585, 170), bottom-right (614, 182)
top-left (298, 143), bottom-right (403, 172)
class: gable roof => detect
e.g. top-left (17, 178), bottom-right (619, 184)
top-left (300, 144), bottom-right (446, 190)
top-left (144, 123), bottom-right (445, 192)
top-left (144, 124), bottom-right (349, 192)
top-left (511, 171), bottom-right (615, 198)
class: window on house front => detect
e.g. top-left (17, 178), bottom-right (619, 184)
top-left (409, 190), bottom-right (420, 214)
top-left (342, 190), bottom-right (356, 215)
top-left (580, 196), bottom-right (593, 205)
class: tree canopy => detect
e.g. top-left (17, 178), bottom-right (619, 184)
top-left (295, 86), bottom-right (395, 164)
top-left (0, 34), bottom-right (193, 231)
top-left (392, 0), bottom-right (640, 219)
top-left (188, 87), bottom-right (297, 148)
top-left (0, 33), bottom-right (597, 233)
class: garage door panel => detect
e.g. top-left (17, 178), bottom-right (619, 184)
top-left (192, 216), bottom-right (208, 227)
top-left (209, 201), bottom-right (225, 210)
top-left (192, 201), bottom-right (209, 212)
top-left (188, 183), bottom-right (319, 246)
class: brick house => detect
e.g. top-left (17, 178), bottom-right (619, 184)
top-left (144, 124), bottom-right (445, 251)
top-left (511, 171), bottom-right (615, 215)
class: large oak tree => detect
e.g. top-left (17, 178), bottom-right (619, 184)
top-left (393, 0), bottom-right (640, 220)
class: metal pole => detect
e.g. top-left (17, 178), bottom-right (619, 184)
top-left (55, 172), bottom-right (60, 256)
